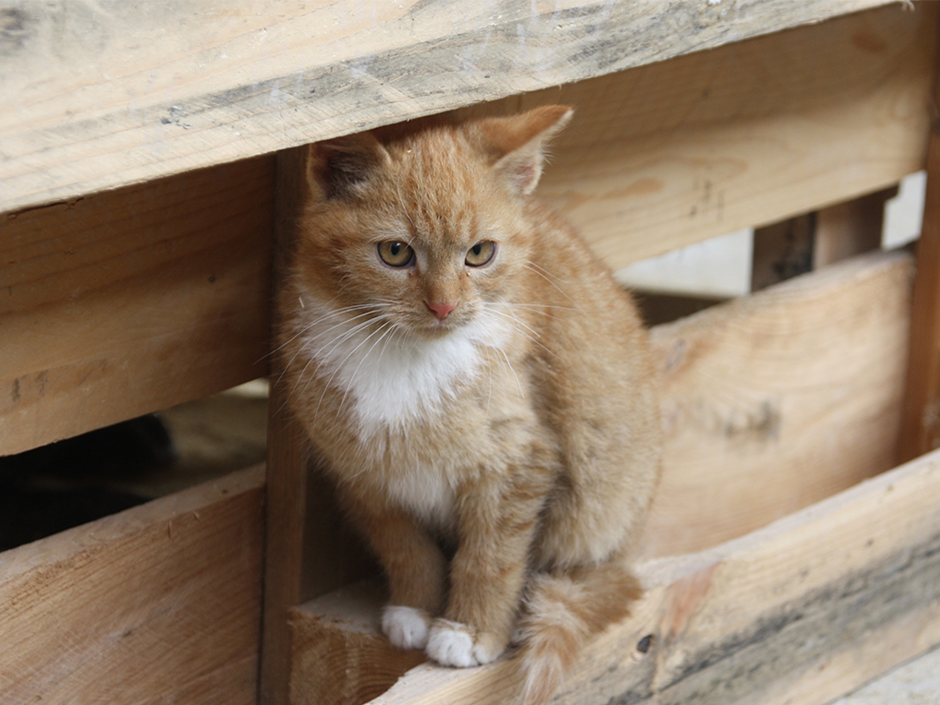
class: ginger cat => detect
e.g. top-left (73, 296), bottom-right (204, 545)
top-left (277, 105), bottom-right (661, 704)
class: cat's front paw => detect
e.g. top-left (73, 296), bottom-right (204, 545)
top-left (426, 619), bottom-right (505, 668)
top-left (382, 605), bottom-right (432, 651)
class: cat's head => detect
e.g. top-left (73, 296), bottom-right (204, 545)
top-left (292, 105), bottom-right (572, 340)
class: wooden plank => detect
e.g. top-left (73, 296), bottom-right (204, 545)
top-left (0, 156), bottom-right (274, 456)
top-left (502, 2), bottom-right (932, 269)
top-left (288, 582), bottom-right (427, 705)
top-left (642, 249), bottom-right (912, 557)
top-left (0, 465), bottom-right (266, 705)
top-left (260, 146), bottom-right (314, 705)
top-left (813, 187), bottom-right (896, 269)
top-left (345, 447), bottom-right (940, 705)
top-left (899, 15), bottom-right (940, 462)
top-left (260, 147), bottom-right (378, 705)
top-left (0, 0), bottom-right (901, 214)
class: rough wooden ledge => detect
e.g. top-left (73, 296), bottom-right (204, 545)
top-left (289, 448), bottom-right (940, 705)
top-left (0, 465), bottom-right (266, 705)
top-left (2, 0), bottom-right (901, 214)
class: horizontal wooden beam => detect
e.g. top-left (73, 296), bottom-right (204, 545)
top-left (507, 2), bottom-right (932, 268)
top-left (304, 447), bottom-right (940, 705)
top-left (1, 0), bottom-right (900, 214)
top-left (0, 465), bottom-right (266, 705)
top-left (642, 249), bottom-right (913, 557)
top-left (0, 157), bottom-right (274, 456)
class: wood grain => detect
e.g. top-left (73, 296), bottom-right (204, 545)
top-left (260, 147), bottom-right (381, 705)
top-left (642, 249), bottom-right (913, 557)
top-left (260, 146), bottom-right (312, 705)
top-left (0, 465), bottom-right (266, 705)
top-left (0, 0), bottom-right (903, 214)
top-left (349, 447), bottom-right (940, 705)
top-left (0, 156), bottom-right (274, 456)
top-left (288, 582), bottom-right (426, 705)
top-left (478, 2), bottom-right (933, 269)
top-left (899, 17), bottom-right (940, 462)
top-left (813, 188), bottom-right (895, 269)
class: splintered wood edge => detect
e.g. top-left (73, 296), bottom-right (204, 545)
top-left (289, 449), bottom-right (940, 705)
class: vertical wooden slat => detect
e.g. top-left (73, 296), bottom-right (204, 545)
top-left (259, 145), bottom-right (382, 705)
top-left (813, 187), bottom-right (895, 269)
top-left (260, 146), bottom-right (311, 705)
top-left (899, 15), bottom-right (940, 462)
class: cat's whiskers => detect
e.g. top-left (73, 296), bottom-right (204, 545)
top-left (482, 304), bottom-right (560, 362)
top-left (280, 311), bottom-right (378, 393)
top-left (277, 302), bottom-right (393, 414)
top-left (493, 345), bottom-right (525, 399)
top-left (500, 302), bottom-right (577, 313)
top-left (524, 261), bottom-right (580, 308)
top-left (339, 319), bottom-right (398, 414)
top-left (308, 307), bottom-right (390, 362)
top-left (267, 300), bottom-right (381, 362)
top-left (314, 315), bottom-right (400, 421)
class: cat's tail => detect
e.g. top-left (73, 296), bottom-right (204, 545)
top-left (516, 558), bottom-right (642, 705)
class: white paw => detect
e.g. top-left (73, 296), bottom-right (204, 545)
top-left (427, 620), bottom-right (478, 667)
top-left (426, 620), bottom-right (503, 667)
top-left (381, 605), bottom-right (430, 651)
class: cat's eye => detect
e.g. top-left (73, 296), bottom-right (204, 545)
top-left (377, 241), bottom-right (415, 268)
top-left (466, 240), bottom-right (497, 267)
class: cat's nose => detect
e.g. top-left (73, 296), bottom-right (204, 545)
top-left (426, 301), bottom-right (457, 320)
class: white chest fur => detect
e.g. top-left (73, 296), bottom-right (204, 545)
top-left (385, 466), bottom-right (456, 531)
top-left (297, 302), bottom-right (511, 437)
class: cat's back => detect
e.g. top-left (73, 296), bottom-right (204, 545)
top-left (523, 200), bottom-right (652, 371)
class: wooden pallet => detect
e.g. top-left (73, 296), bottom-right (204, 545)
top-left (5, 2), bottom-right (940, 705)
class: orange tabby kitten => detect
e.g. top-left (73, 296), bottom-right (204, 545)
top-left (278, 106), bottom-right (661, 704)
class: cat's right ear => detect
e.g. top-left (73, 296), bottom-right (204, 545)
top-left (306, 132), bottom-right (391, 201)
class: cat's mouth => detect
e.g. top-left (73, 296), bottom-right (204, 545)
top-left (419, 318), bottom-right (461, 336)
top-left (412, 311), bottom-right (469, 339)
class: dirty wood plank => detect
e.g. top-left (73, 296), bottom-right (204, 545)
top-left (642, 249), bottom-right (913, 557)
top-left (0, 156), bottom-right (274, 456)
top-left (487, 2), bottom-right (932, 269)
top-left (1, 0), bottom-right (900, 214)
top-left (347, 448), bottom-right (940, 705)
top-left (288, 581), bottom-right (427, 705)
top-left (0, 465), bottom-right (266, 705)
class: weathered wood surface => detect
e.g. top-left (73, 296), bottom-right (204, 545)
top-left (288, 582), bottom-right (427, 705)
top-left (0, 157), bottom-right (274, 456)
top-left (0, 465), bottom-right (266, 705)
top-left (508, 2), bottom-right (932, 269)
top-left (260, 147), bottom-right (384, 705)
top-left (1, 0), bottom-right (903, 214)
top-left (642, 249), bottom-right (913, 557)
top-left (308, 447), bottom-right (940, 705)
top-left (900, 20), bottom-right (940, 462)
top-left (260, 146), bottom-right (313, 705)
top-left (813, 188), bottom-right (896, 269)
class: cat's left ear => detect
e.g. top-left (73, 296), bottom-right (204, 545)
top-left (468, 105), bottom-right (573, 195)
top-left (306, 132), bottom-right (392, 201)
